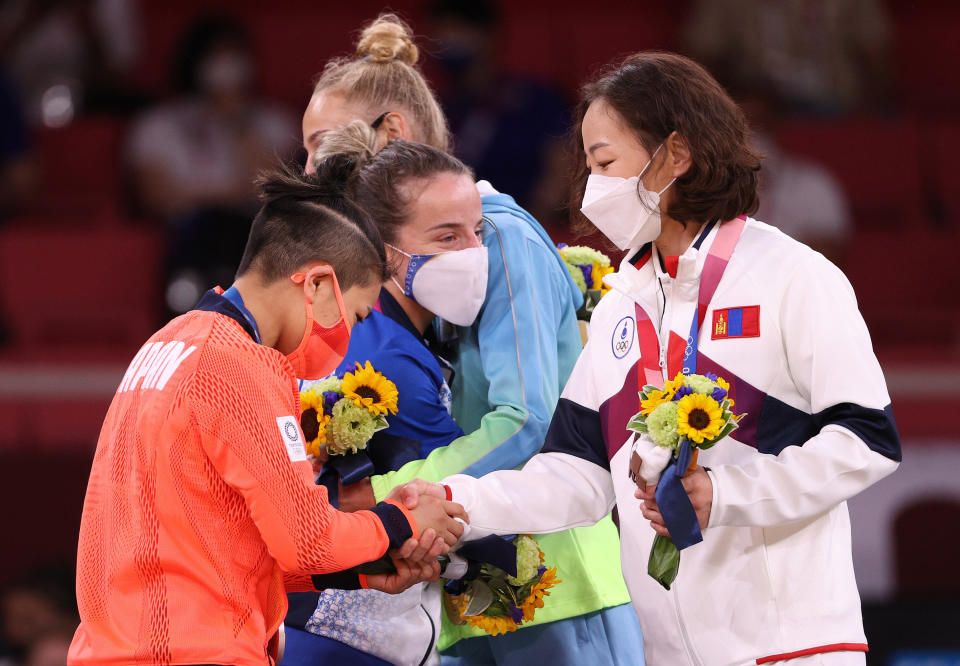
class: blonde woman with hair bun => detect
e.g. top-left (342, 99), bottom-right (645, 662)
top-left (302, 13), bottom-right (449, 164)
top-left (293, 12), bottom-right (644, 666)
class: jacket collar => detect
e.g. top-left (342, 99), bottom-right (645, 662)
top-left (376, 287), bottom-right (423, 342)
top-left (193, 287), bottom-right (259, 342)
top-left (603, 221), bottom-right (720, 303)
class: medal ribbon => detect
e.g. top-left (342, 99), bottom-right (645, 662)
top-left (631, 216), bottom-right (746, 551)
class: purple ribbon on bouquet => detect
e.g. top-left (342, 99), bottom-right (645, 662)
top-left (654, 438), bottom-right (703, 550)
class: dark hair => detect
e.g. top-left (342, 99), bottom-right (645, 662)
top-left (236, 157), bottom-right (388, 288)
top-left (313, 121), bottom-right (473, 245)
top-left (426, 0), bottom-right (501, 30)
top-left (569, 51), bottom-right (761, 232)
top-left (172, 14), bottom-right (253, 94)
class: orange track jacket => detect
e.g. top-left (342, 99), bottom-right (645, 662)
top-left (68, 300), bottom-right (416, 665)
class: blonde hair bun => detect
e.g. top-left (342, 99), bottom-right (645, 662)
top-left (356, 14), bottom-right (419, 66)
top-left (312, 120), bottom-right (379, 172)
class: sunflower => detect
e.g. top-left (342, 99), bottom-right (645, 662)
top-left (300, 386), bottom-right (331, 456)
top-left (341, 361), bottom-right (399, 416)
top-left (592, 261), bottom-right (615, 293)
top-left (640, 371), bottom-right (686, 415)
top-left (640, 388), bottom-right (671, 415)
top-left (449, 594), bottom-right (519, 636)
top-left (676, 393), bottom-right (725, 444)
top-left (520, 567), bottom-right (561, 622)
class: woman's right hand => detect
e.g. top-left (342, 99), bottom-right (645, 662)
top-left (408, 495), bottom-right (467, 547)
top-left (365, 548), bottom-right (443, 594)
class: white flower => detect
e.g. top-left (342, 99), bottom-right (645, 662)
top-left (632, 435), bottom-right (673, 487)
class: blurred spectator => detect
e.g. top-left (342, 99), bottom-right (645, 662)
top-left (0, 565), bottom-right (77, 666)
top-left (0, 0), bottom-right (141, 126)
top-left (684, 0), bottom-right (893, 116)
top-left (0, 70), bottom-right (36, 221)
top-left (125, 14), bottom-right (297, 313)
top-left (0, 69), bottom-right (34, 347)
top-left (738, 85), bottom-right (852, 265)
top-left (22, 635), bottom-right (71, 666)
top-left (426, 0), bottom-right (571, 223)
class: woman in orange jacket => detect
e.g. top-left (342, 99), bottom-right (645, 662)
top-left (67, 159), bottom-right (466, 666)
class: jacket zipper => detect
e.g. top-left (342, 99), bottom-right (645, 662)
top-left (659, 263), bottom-right (702, 665)
top-left (672, 578), bottom-right (703, 666)
top-left (656, 275), bottom-right (670, 372)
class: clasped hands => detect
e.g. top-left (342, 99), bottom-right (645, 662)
top-left (362, 479), bottom-right (466, 594)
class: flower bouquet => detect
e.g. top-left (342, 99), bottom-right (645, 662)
top-left (443, 535), bottom-right (560, 636)
top-left (299, 361), bottom-right (398, 458)
top-left (557, 244), bottom-right (614, 322)
top-left (627, 372), bottom-right (744, 590)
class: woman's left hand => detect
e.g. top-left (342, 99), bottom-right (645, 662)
top-left (636, 465), bottom-right (713, 534)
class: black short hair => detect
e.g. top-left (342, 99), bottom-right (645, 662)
top-left (236, 156), bottom-right (388, 289)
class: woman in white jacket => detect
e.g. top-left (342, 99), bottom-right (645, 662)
top-left (423, 52), bottom-right (901, 665)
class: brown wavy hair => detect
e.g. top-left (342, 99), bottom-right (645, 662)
top-left (569, 52), bottom-right (761, 233)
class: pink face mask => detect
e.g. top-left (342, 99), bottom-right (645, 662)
top-left (286, 266), bottom-right (351, 380)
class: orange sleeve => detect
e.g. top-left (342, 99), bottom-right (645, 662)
top-left (188, 346), bottom-right (415, 575)
top-left (283, 571), bottom-right (369, 592)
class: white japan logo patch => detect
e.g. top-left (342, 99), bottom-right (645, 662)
top-left (611, 315), bottom-right (635, 359)
top-left (276, 416), bottom-right (307, 462)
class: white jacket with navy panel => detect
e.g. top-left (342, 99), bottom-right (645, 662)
top-left (445, 218), bottom-right (900, 666)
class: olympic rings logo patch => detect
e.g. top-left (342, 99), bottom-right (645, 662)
top-left (611, 316), bottom-right (636, 359)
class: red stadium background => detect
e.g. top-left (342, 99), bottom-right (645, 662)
top-left (0, 1), bottom-right (957, 664)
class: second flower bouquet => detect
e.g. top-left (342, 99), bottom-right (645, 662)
top-left (627, 371), bottom-right (744, 590)
top-left (443, 535), bottom-right (560, 636)
top-left (299, 361), bottom-right (399, 458)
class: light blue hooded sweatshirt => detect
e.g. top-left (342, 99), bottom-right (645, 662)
top-left (366, 184), bottom-right (637, 653)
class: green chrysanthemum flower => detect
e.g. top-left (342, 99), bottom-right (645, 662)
top-left (560, 245), bottom-right (611, 268)
top-left (326, 399), bottom-right (376, 455)
top-left (563, 260), bottom-right (587, 294)
top-left (313, 376), bottom-right (343, 395)
top-left (647, 401), bottom-right (680, 449)
top-left (507, 535), bottom-right (541, 586)
top-left (684, 374), bottom-right (719, 396)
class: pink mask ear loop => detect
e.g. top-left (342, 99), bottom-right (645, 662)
top-left (291, 265), bottom-right (348, 326)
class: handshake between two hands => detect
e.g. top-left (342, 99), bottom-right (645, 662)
top-left (362, 479), bottom-right (468, 595)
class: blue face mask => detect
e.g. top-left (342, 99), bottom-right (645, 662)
top-left (387, 244), bottom-right (490, 326)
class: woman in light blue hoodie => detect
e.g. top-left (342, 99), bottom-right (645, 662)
top-left (297, 14), bottom-right (643, 665)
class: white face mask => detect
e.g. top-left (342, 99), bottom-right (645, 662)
top-left (387, 245), bottom-right (489, 326)
top-left (580, 145), bottom-right (676, 251)
top-left (198, 52), bottom-right (253, 94)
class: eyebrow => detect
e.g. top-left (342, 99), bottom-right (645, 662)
top-left (587, 141), bottom-right (609, 155)
top-left (425, 222), bottom-right (467, 233)
top-left (306, 129), bottom-right (327, 147)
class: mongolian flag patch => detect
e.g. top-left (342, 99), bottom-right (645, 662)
top-left (711, 306), bottom-right (760, 340)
